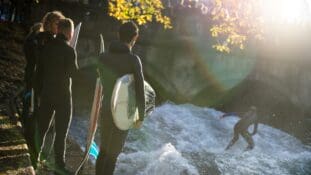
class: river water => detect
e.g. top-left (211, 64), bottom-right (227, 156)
top-left (69, 102), bottom-right (311, 175)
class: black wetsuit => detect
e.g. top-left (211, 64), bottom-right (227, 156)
top-left (225, 111), bottom-right (258, 150)
top-left (36, 34), bottom-right (77, 168)
top-left (22, 31), bottom-right (37, 124)
top-left (22, 30), bottom-right (38, 166)
top-left (33, 31), bottom-right (54, 97)
top-left (22, 31), bottom-right (55, 166)
top-left (96, 41), bottom-right (145, 175)
top-left (23, 31), bottom-right (37, 93)
top-left (24, 31), bottom-right (55, 166)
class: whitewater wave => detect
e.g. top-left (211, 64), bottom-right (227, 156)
top-left (70, 103), bottom-right (311, 175)
top-left (115, 103), bottom-right (311, 175)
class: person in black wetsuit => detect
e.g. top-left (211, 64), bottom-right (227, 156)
top-left (33, 11), bottom-right (65, 105)
top-left (36, 18), bottom-right (78, 175)
top-left (22, 22), bottom-right (42, 124)
top-left (22, 22), bottom-right (42, 166)
top-left (221, 106), bottom-right (259, 150)
top-left (96, 21), bottom-right (146, 175)
top-left (24, 11), bottom-right (64, 167)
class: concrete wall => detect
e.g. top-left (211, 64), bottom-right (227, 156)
top-left (141, 34), bottom-right (257, 105)
top-left (250, 33), bottom-right (311, 113)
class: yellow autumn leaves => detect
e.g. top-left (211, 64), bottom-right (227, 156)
top-left (108, 0), bottom-right (264, 53)
top-left (210, 0), bottom-right (263, 52)
top-left (109, 0), bottom-right (172, 29)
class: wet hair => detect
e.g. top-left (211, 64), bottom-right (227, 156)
top-left (30, 22), bottom-right (43, 34)
top-left (57, 18), bottom-right (74, 37)
top-left (119, 21), bottom-right (139, 43)
top-left (42, 11), bottom-right (65, 32)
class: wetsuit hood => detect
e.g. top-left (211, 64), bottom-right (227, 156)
top-left (108, 41), bottom-right (131, 54)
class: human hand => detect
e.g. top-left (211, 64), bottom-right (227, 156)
top-left (133, 120), bottom-right (143, 129)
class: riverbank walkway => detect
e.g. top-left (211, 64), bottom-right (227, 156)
top-left (0, 106), bottom-right (35, 174)
top-left (0, 22), bottom-right (35, 175)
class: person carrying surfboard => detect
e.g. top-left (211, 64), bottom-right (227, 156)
top-left (96, 21), bottom-right (146, 175)
top-left (36, 18), bottom-right (78, 175)
top-left (220, 106), bottom-right (259, 151)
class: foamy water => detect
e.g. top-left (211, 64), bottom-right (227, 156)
top-left (70, 103), bottom-right (311, 175)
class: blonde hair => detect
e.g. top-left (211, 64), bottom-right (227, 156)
top-left (41, 11), bottom-right (65, 31)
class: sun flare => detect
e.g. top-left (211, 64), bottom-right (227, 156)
top-left (260, 0), bottom-right (311, 24)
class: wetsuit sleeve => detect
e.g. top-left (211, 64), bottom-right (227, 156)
top-left (67, 48), bottom-right (78, 78)
top-left (23, 36), bottom-right (36, 90)
top-left (133, 56), bottom-right (145, 121)
top-left (35, 45), bottom-right (45, 95)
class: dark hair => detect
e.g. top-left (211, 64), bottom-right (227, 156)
top-left (119, 21), bottom-right (139, 43)
top-left (57, 18), bottom-right (74, 34)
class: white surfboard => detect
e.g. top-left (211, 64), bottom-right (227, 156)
top-left (111, 74), bottom-right (156, 130)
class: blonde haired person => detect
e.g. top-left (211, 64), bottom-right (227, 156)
top-left (31, 11), bottom-right (66, 167)
top-left (41, 10), bottom-right (65, 34)
top-left (34, 11), bottom-right (65, 96)
top-left (36, 18), bottom-right (78, 175)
